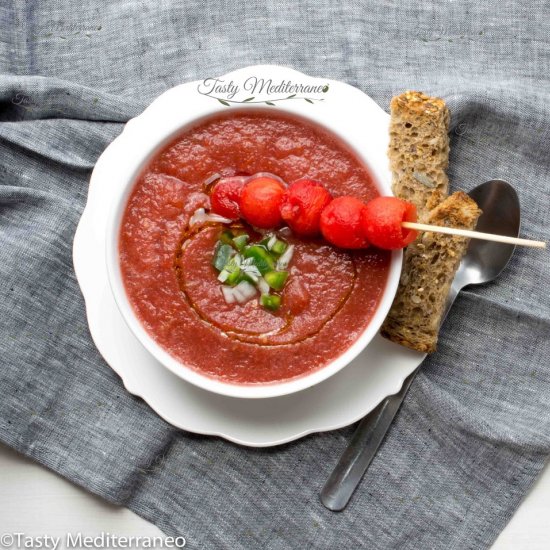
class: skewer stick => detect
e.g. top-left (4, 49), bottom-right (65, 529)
top-left (401, 221), bottom-right (546, 249)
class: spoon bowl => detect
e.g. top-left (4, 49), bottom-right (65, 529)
top-left (455, 180), bottom-right (520, 289)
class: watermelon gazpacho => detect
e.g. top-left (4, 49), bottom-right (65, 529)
top-left (119, 111), bottom-right (396, 385)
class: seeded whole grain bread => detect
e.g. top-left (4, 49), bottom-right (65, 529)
top-left (381, 191), bottom-right (482, 353)
top-left (381, 90), bottom-right (482, 353)
top-left (388, 91), bottom-right (450, 221)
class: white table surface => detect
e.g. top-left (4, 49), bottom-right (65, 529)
top-left (0, 442), bottom-right (548, 548)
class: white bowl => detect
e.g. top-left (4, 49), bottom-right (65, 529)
top-left (104, 65), bottom-right (402, 399)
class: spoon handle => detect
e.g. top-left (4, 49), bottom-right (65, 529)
top-left (320, 285), bottom-right (460, 511)
top-left (320, 368), bottom-right (418, 511)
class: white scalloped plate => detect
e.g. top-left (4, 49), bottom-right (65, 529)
top-left (73, 66), bottom-right (424, 447)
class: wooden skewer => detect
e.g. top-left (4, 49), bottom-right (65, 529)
top-left (401, 221), bottom-right (547, 249)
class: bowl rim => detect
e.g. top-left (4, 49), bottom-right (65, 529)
top-left (104, 64), bottom-right (402, 399)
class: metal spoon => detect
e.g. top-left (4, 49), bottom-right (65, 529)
top-left (321, 179), bottom-right (520, 511)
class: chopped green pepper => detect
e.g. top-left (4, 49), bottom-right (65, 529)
top-left (258, 235), bottom-right (273, 247)
top-left (232, 234), bottom-right (249, 251)
top-left (226, 268), bottom-right (242, 285)
top-left (212, 243), bottom-right (234, 271)
top-left (243, 245), bottom-right (275, 275)
top-left (260, 294), bottom-right (281, 311)
top-left (219, 229), bottom-right (234, 246)
top-left (270, 239), bottom-right (288, 256)
top-left (221, 255), bottom-right (242, 285)
top-left (213, 228), bottom-right (292, 314)
top-left (264, 270), bottom-right (289, 291)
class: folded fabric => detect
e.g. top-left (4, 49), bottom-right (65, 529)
top-left (1, 2), bottom-right (549, 548)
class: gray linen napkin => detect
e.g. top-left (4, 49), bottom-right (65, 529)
top-left (1, 1), bottom-right (549, 548)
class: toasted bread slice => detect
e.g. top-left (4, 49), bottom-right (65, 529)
top-left (381, 191), bottom-right (482, 353)
top-left (388, 91), bottom-right (450, 221)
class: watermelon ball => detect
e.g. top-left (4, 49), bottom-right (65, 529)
top-left (280, 178), bottom-right (333, 237)
top-left (240, 176), bottom-right (286, 228)
top-left (361, 196), bottom-right (418, 250)
top-left (210, 176), bottom-right (247, 219)
top-left (320, 196), bottom-right (370, 249)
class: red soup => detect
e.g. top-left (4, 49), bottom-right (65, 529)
top-left (119, 111), bottom-right (390, 384)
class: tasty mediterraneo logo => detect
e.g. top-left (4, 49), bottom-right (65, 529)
top-left (197, 76), bottom-right (330, 106)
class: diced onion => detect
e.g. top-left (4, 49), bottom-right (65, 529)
top-left (207, 213), bottom-right (234, 223)
top-left (204, 173), bottom-right (222, 187)
top-left (278, 226), bottom-right (292, 238)
top-left (232, 287), bottom-right (244, 303)
top-left (189, 208), bottom-right (206, 226)
top-left (218, 270), bottom-right (229, 283)
top-left (257, 277), bottom-right (270, 295)
top-left (245, 271), bottom-right (259, 284)
top-left (277, 244), bottom-right (294, 270)
top-left (235, 280), bottom-right (257, 302)
top-left (221, 281), bottom-right (257, 305)
top-left (231, 254), bottom-right (242, 268)
top-left (189, 208), bottom-right (233, 227)
top-left (221, 286), bottom-right (236, 304)
top-left (240, 258), bottom-right (261, 280)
